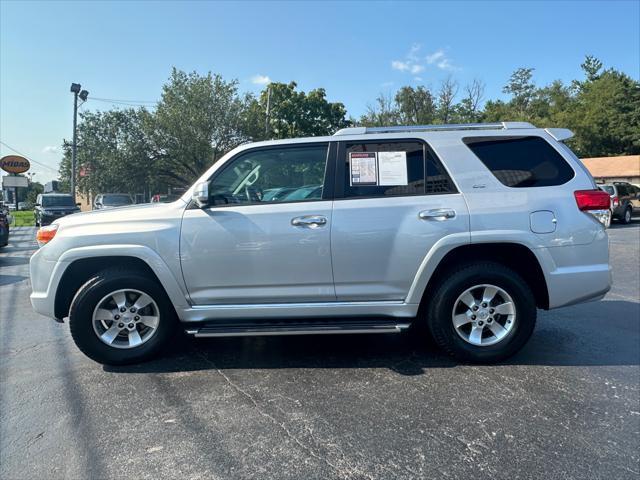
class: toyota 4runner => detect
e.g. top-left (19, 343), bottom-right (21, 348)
top-left (30, 122), bottom-right (612, 365)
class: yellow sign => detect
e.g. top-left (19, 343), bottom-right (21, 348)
top-left (0, 155), bottom-right (30, 174)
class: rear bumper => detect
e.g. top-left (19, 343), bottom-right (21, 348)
top-left (540, 230), bottom-right (612, 309)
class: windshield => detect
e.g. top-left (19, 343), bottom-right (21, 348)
top-left (103, 194), bottom-right (132, 206)
top-left (600, 186), bottom-right (615, 195)
top-left (42, 196), bottom-right (75, 207)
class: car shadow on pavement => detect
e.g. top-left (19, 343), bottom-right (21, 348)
top-left (0, 274), bottom-right (28, 286)
top-left (105, 300), bottom-right (639, 376)
top-left (609, 218), bottom-right (640, 229)
top-left (0, 256), bottom-right (31, 267)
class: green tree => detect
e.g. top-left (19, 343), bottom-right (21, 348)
top-left (502, 67), bottom-right (536, 119)
top-left (567, 67), bottom-right (640, 156)
top-left (581, 55), bottom-right (604, 82)
top-left (359, 93), bottom-right (400, 127)
top-left (394, 86), bottom-right (437, 125)
top-left (436, 77), bottom-right (459, 123)
top-left (245, 82), bottom-right (350, 139)
top-left (24, 181), bottom-right (44, 207)
top-left (59, 108), bottom-right (157, 198)
top-left (147, 68), bottom-right (248, 187)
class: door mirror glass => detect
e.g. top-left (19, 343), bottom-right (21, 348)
top-left (192, 181), bottom-right (209, 207)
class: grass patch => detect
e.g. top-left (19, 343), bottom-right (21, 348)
top-left (10, 211), bottom-right (35, 227)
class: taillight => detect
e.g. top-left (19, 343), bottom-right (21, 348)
top-left (574, 190), bottom-right (611, 227)
top-left (36, 224), bottom-right (58, 247)
top-left (613, 196), bottom-right (619, 207)
top-left (574, 190), bottom-right (611, 211)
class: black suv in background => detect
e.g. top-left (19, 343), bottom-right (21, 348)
top-left (34, 193), bottom-right (81, 226)
top-left (599, 182), bottom-right (640, 224)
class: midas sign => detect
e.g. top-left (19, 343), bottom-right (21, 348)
top-left (0, 155), bottom-right (30, 174)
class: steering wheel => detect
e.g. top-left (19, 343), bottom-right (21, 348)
top-left (244, 186), bottom-right (263, 203)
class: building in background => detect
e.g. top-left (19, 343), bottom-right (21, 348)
top-left (582, 155), bottom-right (640, 186)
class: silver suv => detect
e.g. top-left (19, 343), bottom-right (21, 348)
top-left (30, 122), bottom-right (612, 365)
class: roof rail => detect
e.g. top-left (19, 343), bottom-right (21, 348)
top-left (333, 121), bottom-right (536, 136)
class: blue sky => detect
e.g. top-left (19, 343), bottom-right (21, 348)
top-left (1, 0), bottom-right (639, 183)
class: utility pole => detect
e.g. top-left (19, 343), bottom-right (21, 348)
top-left (265, 85), bottom-right (271, 138)
top-left (70, 83), bottom-right (89, 202)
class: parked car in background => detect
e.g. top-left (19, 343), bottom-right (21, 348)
top-left (150, 193), bottom-right (181, 203)
top-left (93, 193), bottom-right (134, 210)
top-left (18, 201), bottom-right (28, 211)
top-left (0, 208), bottom-right (9, 247)
top-left (34, 193), bottom-right (80, 226)
top-left (30, 122), bottom-right (612, 366)
top-left (598, 181), bottom-right (639, 224)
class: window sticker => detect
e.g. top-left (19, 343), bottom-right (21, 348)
top-left (378, 151), bottom-right (408, 186)
top-left (350, 152), bottom-right (378, 185)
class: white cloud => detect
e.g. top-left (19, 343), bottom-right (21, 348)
top-left (393, 45), bottom-right (459, 75)
top-left (380, 81), bottom-right (395, 87)
top-left (251, 74), bottom-right (271, 85)
top-left (391, 60), bottom-right (410, 72)
top-left (42, 146), bottom-right (58, 154)
top-left (426, 50), bottom-right (445, 64)
top-left (413, 76), bottom-right (423, 82)
top-left (426, 49), bottom-right (458, 71)
top-left (391, 61), bottom-right (423, 74)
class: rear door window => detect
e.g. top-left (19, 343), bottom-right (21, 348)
top-left (464, 136), bottom-right (575, 188)
top-left (337, 140), bottom-right (456, 198)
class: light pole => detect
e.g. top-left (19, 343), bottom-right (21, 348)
top-left (70, 83), bottom-right (88, 201)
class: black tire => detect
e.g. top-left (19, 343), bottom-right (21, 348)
top-left (425, 262), bottom-right (536, 363)
top-left (69, 267), bottom-right (177, 365)
top-left (621, 206), bottom-right (632, 225)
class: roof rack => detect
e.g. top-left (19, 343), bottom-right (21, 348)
top-left (333, 121), bottom-right (536, 136)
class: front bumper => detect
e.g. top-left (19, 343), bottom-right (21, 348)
top-left (29, 247), bottom-right (63, 319)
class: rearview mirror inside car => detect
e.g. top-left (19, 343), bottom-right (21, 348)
top-left (192, 181), bottom-right (209, 208)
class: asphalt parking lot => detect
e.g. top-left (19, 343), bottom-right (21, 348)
top-left (1, 222), bottom-right (639, 480)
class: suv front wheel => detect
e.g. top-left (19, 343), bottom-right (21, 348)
top-left (426, 262), bottom-right (536, 363)
top-left (69, 267), bottom-right (177, 365)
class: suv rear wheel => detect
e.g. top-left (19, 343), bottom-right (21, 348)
top-left (621, 206), bottom-right (632, 224)
top-left (426, 262), bottom-right (536, 363)
top-left (69, 267), bottom-right (177, 365)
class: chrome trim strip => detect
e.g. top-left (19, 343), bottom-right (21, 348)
top-left (189, 300), bottom-right (406, 311)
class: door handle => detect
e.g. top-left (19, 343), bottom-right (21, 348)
top-left (291, 215), bottom-right (327, 228)
top-left (419, 209), bottom-right (456, 221)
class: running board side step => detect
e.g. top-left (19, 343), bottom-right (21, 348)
top-left (185, 320), bottom-right (411, 338)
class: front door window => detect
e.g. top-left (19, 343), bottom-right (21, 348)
top-left (208, 145), bottom-right (328, 206)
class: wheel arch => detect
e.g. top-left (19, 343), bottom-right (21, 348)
top-left (414, 242), bottom-right (550, 311)
top-left (53, 247), bottom-right (189, 320)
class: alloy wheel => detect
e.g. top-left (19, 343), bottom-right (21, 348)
top-left (92, 289), bottom-right (160, 349)
top-left (451, 284), bottom-right (516, 347)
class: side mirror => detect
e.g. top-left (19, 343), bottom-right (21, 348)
top-left (192, 181), bottom-right (209, 208)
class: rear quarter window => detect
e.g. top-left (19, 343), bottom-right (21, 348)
top-left (463, 136), bottom-right (575, 188)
